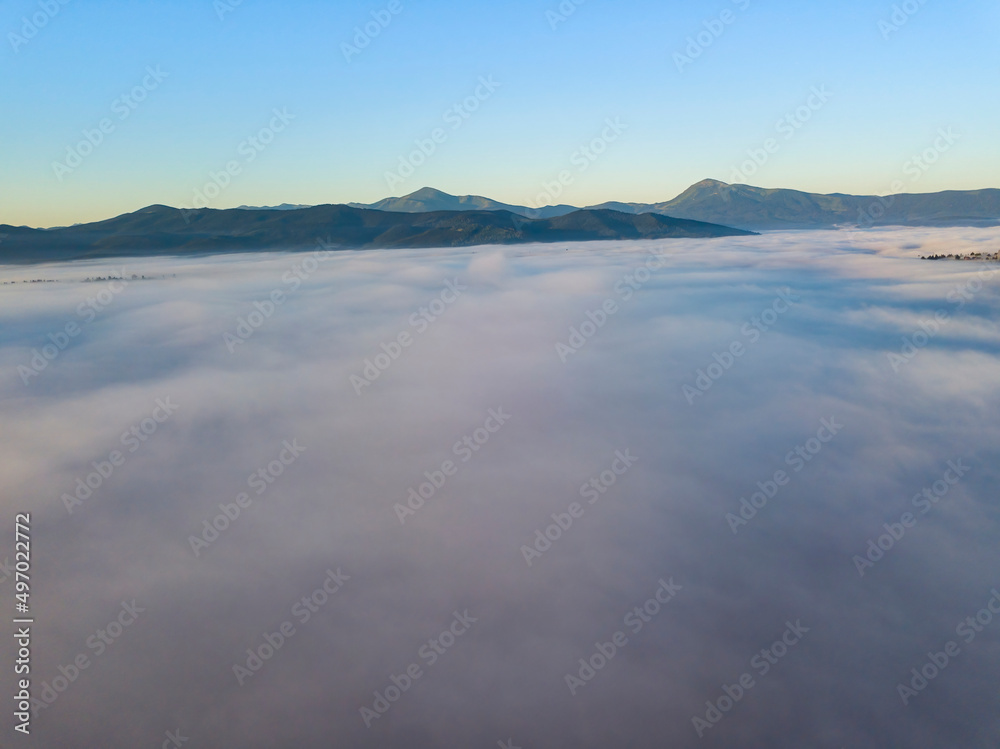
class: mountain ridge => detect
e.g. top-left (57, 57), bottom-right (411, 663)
top-left (0, 204), bottom-right (754, 264)
top-left (347, 187), bottom-right (578, 219)
top-left (305, 180), bottom-right (1000, 230)
top-left (4, 180), bottom-right (997, 265)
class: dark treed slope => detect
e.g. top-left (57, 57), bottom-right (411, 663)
top-left (0, 204), bottom-right (753, 264)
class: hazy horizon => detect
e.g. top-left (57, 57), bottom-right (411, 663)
top-left (9, 178), bottom-right (1000, 231)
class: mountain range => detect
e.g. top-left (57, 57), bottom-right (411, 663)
top-left (0, 204), bottom-right (752, 264)
top-left (345, 180), bottom-right (1000, 230)
top-left (3, 179), bottom-right (997, 265)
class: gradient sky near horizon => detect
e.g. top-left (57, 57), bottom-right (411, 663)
top-left (2, 0), bottom-right (999, 227)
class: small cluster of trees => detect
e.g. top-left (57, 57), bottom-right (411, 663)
top-left (920, 251), bottom-right (1000, 261)
top-left (2, 273), bottom-right (177, 285)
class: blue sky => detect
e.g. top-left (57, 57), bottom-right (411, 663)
top-left (2, 0), bottom-right (998, 226)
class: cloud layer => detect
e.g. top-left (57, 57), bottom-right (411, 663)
top-left (1, 227), bottom-right (999, 748)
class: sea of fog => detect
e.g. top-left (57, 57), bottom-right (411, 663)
top-left (0, 227), bottom-right (998, 748)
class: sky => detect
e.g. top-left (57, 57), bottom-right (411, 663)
top-left (1, 0), bottom-right (999, 227)
top-left (1, 229), bottom-right (999, 746)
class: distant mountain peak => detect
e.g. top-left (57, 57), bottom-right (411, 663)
top-left (405, 187), bottom-right (453, 199)
top-left (685, 178), bottom-right (735, 196)
top-left (353, 187), bottom-right (581, 220)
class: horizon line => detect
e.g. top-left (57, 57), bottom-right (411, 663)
top-left (5, 178), bottom-right (1000, 230)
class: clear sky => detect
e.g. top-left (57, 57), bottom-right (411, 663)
top-left (2, 0), bottom-right (998, 227)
